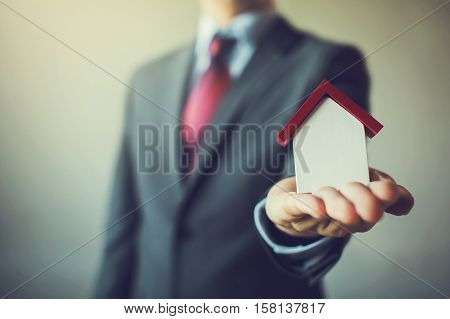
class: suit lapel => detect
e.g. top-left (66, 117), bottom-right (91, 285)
top-left (147, 45), bottom-right (194, 209)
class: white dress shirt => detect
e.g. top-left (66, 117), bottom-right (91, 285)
top-left (192, 10), bottom-right (277, 83)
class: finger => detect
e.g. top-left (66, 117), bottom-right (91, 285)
top-left (316, 220), bottom-right (349, 238)
top-left (385, 185), bottom-right (414, 215)
top-left (368, 180), bottom-right (399, 208)
top-left (317, 217), bottom-right (375, 236)
top-left (369, 168), bottom-right (396, 183)
top-left (266, 178), bottom-right (325, 225)
top-left (290, 215), bottom-right (324, 233)
top-left (269, 176), bottom-right (297, 197)
top-left (340, 182), bottom-right (384, 224)
top-left (314, 186), bottom-right (359, 225)
top-left (351, 219), bottom-right (376, 233)
top-left (282, 193), bottom-right (326, 220)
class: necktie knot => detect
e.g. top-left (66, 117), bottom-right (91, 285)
top-left (208, 34), bottom-right (235, 65)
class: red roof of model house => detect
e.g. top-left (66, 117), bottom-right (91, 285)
top-left (277, 80), bottom-right (383, 147)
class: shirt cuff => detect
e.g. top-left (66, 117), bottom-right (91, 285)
top-left (254, 197), bottom-right (334, 255)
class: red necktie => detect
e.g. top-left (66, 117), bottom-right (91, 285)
top-left (181, 35), bottom-right (235, 173)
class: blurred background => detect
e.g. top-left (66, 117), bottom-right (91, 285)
top-left (0, 0), bottom-right (449, 298)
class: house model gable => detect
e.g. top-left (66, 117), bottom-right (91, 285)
top-left (277, 80), bottom-right (383, 193)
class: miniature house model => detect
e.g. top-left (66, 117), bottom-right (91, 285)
top-left (277, 80), bottom-right (383, 193)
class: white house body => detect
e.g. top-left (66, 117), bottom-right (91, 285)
top-left (293, 97), bottom-right (369, 193)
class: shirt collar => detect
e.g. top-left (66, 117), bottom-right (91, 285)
top-left (195, 10), bottom-right (277, 58)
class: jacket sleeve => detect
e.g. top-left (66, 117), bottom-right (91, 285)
top-left (94, 88), bottom-right (141, 298)
top-left (254, 45), bottom-right (370, 283)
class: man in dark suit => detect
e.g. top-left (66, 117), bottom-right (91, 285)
top-left (95, 0), bottom-right (414, 298)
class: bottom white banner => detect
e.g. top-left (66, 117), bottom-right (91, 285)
top-left (0, 299), bottom-right (448, 318)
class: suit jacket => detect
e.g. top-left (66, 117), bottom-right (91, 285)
top-left (95, 17), bottom-right (369, 298)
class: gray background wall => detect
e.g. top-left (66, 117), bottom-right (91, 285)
top-left (0, 0), bottom-right (448, 298)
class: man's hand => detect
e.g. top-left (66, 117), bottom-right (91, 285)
top-left (265, 168), bottom-right (414, 238)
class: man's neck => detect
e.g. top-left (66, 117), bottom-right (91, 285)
top-left (200, 0), bottom-right (274, 28)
